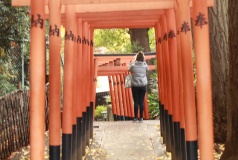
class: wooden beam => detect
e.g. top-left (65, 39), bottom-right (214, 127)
top-left (89, 21), bottom-right (156, 29)
top-left (12, 0), bottom-right (214, 8)
top-left (49, 9), bottom-right (164, 22)
top-left (95, 55), bottom-right (156, 65)
top-left (68, 1), bottom-right (174, 12)
top-left (60, 19), bottom-right (156, 28)
top-left (43, 1), bottom-right (173, 15)
top-left (97, 65), bottom-right (155, 76)
top-left (98, 65), bottom-right (155, 71)
top-left (82, 15), bottom-right (161, 22)
top-left (60, 15), bottom-right (160, 24)
top-left (12, 0), bottom-right (170, 6)
top-left (57, 8), bottom-right (196, 28)
top-left (98, 72), bottom-right (124, 76)
top-left (61, 0), bottom-right (169, 4)
top-left (95, 55), bottom-right (156, 61)
top-left (76, 10), bottom-right (165, 18)
top-left (12, 0), bottom-right (172, 6)
top-left (95, 55), bottom-right (156, 66)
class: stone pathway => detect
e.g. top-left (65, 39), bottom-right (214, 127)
top-left (85, 120), bottom-right (170, 160)
top-left (9, 120), bottom-right (170, 160)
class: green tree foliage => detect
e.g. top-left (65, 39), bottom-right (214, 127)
top-left (94, 28), bottom-right (155, 54)
top-left (0, 1), bottom-right (30, 49)
top-left (0, 1), bottom-right (30, 95)
top-left (94, 29), bottom-right (131, 54)
top-left (148, 28), bottom-right (156, 52)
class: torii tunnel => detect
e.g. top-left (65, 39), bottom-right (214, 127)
top-left (12, 0), bottom-right (214, 160)
top-left (96, 53), bottom-right (156, 119)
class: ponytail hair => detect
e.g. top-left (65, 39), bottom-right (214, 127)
top-left (136, 51), bottom-right (144, 62)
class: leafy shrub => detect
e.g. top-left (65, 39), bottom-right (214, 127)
top-left (148, 92), bottom-right (160, 119)
top-left (0, 74), bottom-right (17, 96)
top-left (147, 71), bottom-right (160, 119)
top-left (95, 105), bottom-right (107, 119)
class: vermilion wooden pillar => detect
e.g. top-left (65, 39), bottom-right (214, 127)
top-left (108, 75), bottom-right (117, 120)
top-left (143, 94), bottom-right (149, 119)
top-left (76, 18), bottom-right (83, 118)
top-left (161, 15), bottom-right (174, 153)
top-left (89, 29), bottom-right (94, 102)
top-left (115, 74), bottom-right (121, 119)
top-left (166, 9), bottom-right (182, 160)
top-left (85, 23), bottom-right (91, 146)
top-left (193, 1), bottom-right (214, 159)
top-left (113, 74), bottom-right (121, 120)
top-left (81, 21), bottom-right (88, 155)
top-left (72, 14), bottom-right (77, 160)
top-left (89, 28), bottom-right (95, 139)
top-left (123, 73), bottom-right (132, 119)
top-left (81, 22), bottom-right (88, 114)
top-left (177, 0), bottom-right (198, 159)
top-left (48, 0), bottom-right (61, 159)
top-left (155, 22), bottom-right (165, 141)
top-left (117, 74), bottom-right (124, 120)
top-left (62, 5), bottom-right (76, 160)
top-left (121, 74), bottom-right (129, 120)
top-left (175, 3), bottom-right (187, 159)
top-left (116, 74), bottom-right (123, 120)
top-left (93, 58), bottom-right (98, 118)
top-left (30, 1), bottom-right (45, 159)
top-left (93, 59), bottom-right (98, 112)
top-left (128, 85), bottom-right (134, 118)
top-left (76, 18), bottom-right (83, 160)
top-left (128, 72), bottom-right (132, 119)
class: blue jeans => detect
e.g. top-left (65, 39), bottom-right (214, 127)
top-left (131, 86), bottom-right (146, 119)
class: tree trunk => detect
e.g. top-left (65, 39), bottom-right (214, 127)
top-left (129, 28), bottom-right (151, 53)
top-left (208, 0), bottom-right (228, 143)
top-left (220, 0), bottom-right (238, 159)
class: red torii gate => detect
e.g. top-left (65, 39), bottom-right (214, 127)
top-left (95, 53), bottom-right (155, 121)
top-left (12, 0), bottom-right (214, 160)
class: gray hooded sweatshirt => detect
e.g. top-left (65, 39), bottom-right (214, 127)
top-left (128, 61), bottom-right (149, 87)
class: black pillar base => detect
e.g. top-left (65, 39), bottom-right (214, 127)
top-left (117, 115), bottom-right (121, 121)
top-left (76, 117), bottom-right (82, 160)
top-left (181, 128), bottom-right (187, 160)
top-left (174, 122), bottom-right (182, 160)
top-left (90, 102), bottom-right (94, 138)
top-left (164, 110), bottom-right (171, 152)
top-left (186, 141), bottom-right (198, 160)
top-left (49, 146), bottom-right (60, 160)
top-left (86, 106), bottom-right (90, 146)
top-left (160, 103), bottom-right (164, 137)
top-left (82, 112), bottom-right (86, 156)
top-left (113, 114), bottom-right (117, 121)
top-left (62, 134), bottom-right (72, 160)
top-left (168, 115), bottom-right (175, 159)
top-left (162, 105), bottom-right (166, 145)
top-left (72, 125), bottom-right (77, 160)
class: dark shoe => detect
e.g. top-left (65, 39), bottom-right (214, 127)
top-left (133, 118), bottom-right (138, 123)
top-left (139, 118), bottom-right (143, 123)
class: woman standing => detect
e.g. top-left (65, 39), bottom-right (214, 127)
top-left (128, 51), bottom-right (149, 122)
